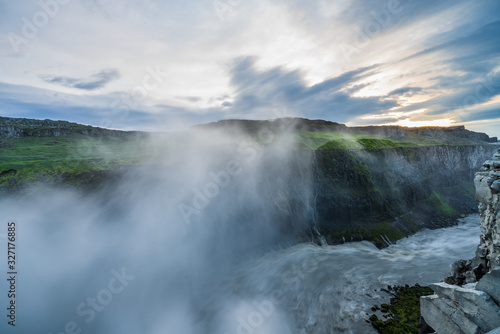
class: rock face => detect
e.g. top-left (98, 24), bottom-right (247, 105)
top-left (475, 152), bottom-right (500, 273)
top-left (314, 144), bottom-right (498, 245)
top-left (421, 148), bottom-right (500, 333)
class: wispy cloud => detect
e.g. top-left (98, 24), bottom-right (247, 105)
top-left (386, 87), bottom-right (423, 97)
top-left (40, 69), bottom-right (120, 91)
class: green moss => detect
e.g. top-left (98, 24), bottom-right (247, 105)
top-left (326, 221), bottom-right (406, 245)
top-left (298, 125), bottom-right (489, 151)
top-left (317, 138), bottom-right (363, 150)
top-left (357, 138), bottom-right (401, 150)
top-left (369, 284), bottom-right (434, 334)
top-left (429, 191), bottom-right (459, 217)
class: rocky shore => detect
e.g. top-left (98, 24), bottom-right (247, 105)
top-left (421, 148), bottom-right (500, 334)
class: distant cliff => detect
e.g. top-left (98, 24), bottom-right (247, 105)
top-left (350, 125), bottom-right (498, 143)
top-left (313, 144), bottom-right (498, 245)
top-left (0, 116), bottom-right (146, 138)
top-left (199, 118), bottom-right (498, 144)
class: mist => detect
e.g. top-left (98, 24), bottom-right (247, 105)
top-left (0, 122), bottom-right (315, 334)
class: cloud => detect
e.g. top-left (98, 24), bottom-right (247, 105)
top-left (402, 20), bottom-right (500, 74)
top-left (40, 69), bottom-right (120, 91)
top-left (386, 87), bottom-right (423, 97)
top-left (224, 57), bottom-right (396, 122)
top-left (176, 96), bottom-right (203, 103)
top-left (459, 105), bottom-right (500, 123)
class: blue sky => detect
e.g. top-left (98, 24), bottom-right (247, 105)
top-left (1, 0), bottom-right (499, 135)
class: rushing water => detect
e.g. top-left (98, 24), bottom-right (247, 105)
top-left (223, 215), bottom-right (481, 333)
top-left (0, 188), bottom-right (481, 334)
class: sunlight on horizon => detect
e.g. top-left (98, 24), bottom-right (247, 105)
top-left (384, 118), bottom-right (455, 128)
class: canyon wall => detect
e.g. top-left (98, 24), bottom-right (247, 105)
top-left (314, 144), bottom-right (498, 245)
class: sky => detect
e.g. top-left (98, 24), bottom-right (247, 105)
top-left (0, 0), bottom-right (499, 136)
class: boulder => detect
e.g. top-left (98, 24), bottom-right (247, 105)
top-left (477, 268), bottom-right (500, 306)
top-left (420, 295), bottom-right (466, 334)
top-left (427, 282), bottom-right (500, 333)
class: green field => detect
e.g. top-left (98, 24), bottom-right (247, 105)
top-left (0, 135), bottom-right (154, 191)
top-left (296, 129), bottom-right (485, 150)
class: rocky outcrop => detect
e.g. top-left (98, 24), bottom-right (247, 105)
top-left (421, 282), bottom-right (500, 334)
top-left (443, 149), bottom-right (500, 284)
top-left (475, 152), bottom-right (500, 272)
top-left (0, 125), bottom-right (24, 138)
top-left (421, 148), bottom-right (500, 333)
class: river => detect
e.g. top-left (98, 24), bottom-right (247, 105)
top-left (220, 214), bottom-right (481, 333)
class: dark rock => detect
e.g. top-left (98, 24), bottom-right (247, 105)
top-left (0, 169), bottom-right (17, 177)
top-left (492, 180), bottom-right (500, 192)
top-left (419, 316), bottom-right (436, 334)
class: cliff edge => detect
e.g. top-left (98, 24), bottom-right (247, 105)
top-left (421, 148), bottom-right (500, 334)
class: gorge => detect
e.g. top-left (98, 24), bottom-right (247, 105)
top-left (0, 116), bottom-right (499, 333)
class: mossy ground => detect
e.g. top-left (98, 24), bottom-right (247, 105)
top-left (369, 284), bottom-right (434, 334)
top-left (0, 135), bottom-right (153, 192)
top-left (296, 130), bottom-right (485, 151)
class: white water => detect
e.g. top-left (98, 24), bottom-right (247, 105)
top-left (0, 183), bottom-right (481, 334)
top-left (225, 215), bottom-right (481, 333)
